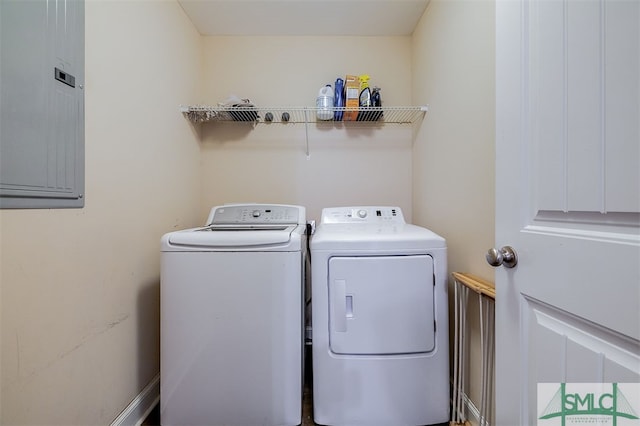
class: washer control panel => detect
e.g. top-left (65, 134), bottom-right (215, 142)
top-left (320, 206), bottom-right (405, 224)
top-left (207, 204), bottom-right (305, 225)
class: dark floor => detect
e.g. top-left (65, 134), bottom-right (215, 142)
top-left (141, 403), bottom-right (160, 426)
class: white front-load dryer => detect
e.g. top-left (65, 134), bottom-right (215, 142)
top-left (311, 206), bottom-right (449, 426)
top-left (161, 204), bottom-right (306, 426)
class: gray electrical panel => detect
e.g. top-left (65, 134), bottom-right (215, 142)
top-left (0, 0), bottom-right (85, 208)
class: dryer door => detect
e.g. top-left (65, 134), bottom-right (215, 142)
top-left (328, 255), bottom-right (435, 355)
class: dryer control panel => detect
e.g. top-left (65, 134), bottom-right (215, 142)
top-left (320, 206), bottom-right (405, 224)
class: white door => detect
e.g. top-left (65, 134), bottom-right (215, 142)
top-left (495, 0), bottom-right (640, 424)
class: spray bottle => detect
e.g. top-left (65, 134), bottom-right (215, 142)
top-left (359, 74), bottom-right (371, 108)
top-left (358, 74), bottom-right (371, 121)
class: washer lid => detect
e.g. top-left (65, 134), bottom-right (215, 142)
top-left (166, 224), bottom-right (299, 248)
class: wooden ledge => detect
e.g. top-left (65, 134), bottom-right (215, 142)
top-left (452, 272), bottom-right (495, 300)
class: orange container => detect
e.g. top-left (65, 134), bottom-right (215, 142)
top-left (344, 75), bottom-right (360, 121)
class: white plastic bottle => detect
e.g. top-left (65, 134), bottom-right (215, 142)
top-left (316, 84), bottom-right (334, 120)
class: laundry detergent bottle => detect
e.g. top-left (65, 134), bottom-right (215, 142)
top-left (334, 78), bottom-right (344, 121)
top-left (316, 84), bottom-right (334, 121)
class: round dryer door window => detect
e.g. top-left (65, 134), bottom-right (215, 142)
top-left (327, 254), bottom-right (436, 355)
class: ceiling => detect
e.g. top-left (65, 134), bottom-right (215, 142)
top-left (177, 0), bottom-right (430, 36)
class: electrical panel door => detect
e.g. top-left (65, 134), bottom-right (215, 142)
top-left (0, 0), bottom-right (85, 208)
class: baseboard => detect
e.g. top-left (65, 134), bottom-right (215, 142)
top-left (111, 374), bottom-right (160, 426)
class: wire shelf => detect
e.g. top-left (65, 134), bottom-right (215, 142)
top-left (180, 105), bottom-right (428, 125)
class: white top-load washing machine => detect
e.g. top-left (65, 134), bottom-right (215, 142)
top-left (160, 204), bottom-right (306, 426)
top-left (311, 206), bottom-right (449, 426)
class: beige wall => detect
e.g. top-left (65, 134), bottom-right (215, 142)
top-left (198, 36), bottom-right (414, 223)
top-left (411, 0), bottom-right (496, 420)
top-left (0, 1), bottom-right (202, 423)
top-left (412, 0), bottom-right (495, 277)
